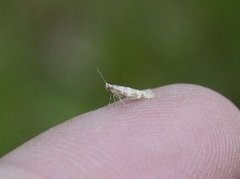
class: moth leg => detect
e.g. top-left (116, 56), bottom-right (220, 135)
top-left (115, 93), bottom-right (126, 106)
top-left (112, 94), bottom-right (117, 103)
top-left (109, 94), bottom-right (118, 107)
top-left (110, 94), bottom-right (118, 106)
top-left (108, 94), bottom-right (113, 104)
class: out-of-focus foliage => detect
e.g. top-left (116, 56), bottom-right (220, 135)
top-left (0, 0), bottom-right (239, 156)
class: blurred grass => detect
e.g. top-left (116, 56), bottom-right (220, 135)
top-left (0, 0), bottom-right (240, 156)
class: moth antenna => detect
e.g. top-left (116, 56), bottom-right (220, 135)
top-left (97, 68), bottom-right (108, 84)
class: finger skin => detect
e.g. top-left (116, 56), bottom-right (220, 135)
top-left (0, 84), bottom-right (240, 179)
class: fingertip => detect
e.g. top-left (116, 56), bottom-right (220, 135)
top-left (0, 84), bottom-right (239, 179)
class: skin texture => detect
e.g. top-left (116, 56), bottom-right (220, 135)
top-left (0, 84), bottom-right (240, 179)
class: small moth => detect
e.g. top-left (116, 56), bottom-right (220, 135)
top-left (97, 69), bottom-right (155, 105)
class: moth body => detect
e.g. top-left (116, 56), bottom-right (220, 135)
top-left (97, 69), bottom-right (155, 105)
top-left (106, 83), bottom-right (154, 99)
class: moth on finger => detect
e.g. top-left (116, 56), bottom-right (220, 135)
top-left (97, 69), bottom-right (155, 105)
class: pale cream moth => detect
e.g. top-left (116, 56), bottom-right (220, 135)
top-left (97, 69), bottom-right (154, 105)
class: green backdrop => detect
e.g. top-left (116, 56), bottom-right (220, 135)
top-left (0, 0), bottom-right (240, 156)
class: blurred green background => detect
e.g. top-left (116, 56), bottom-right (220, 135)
top-left (0, 0), bottom-right (240, 156)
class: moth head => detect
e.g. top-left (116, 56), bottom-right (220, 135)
top-left (105, 83), bottom-right (112, 91)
